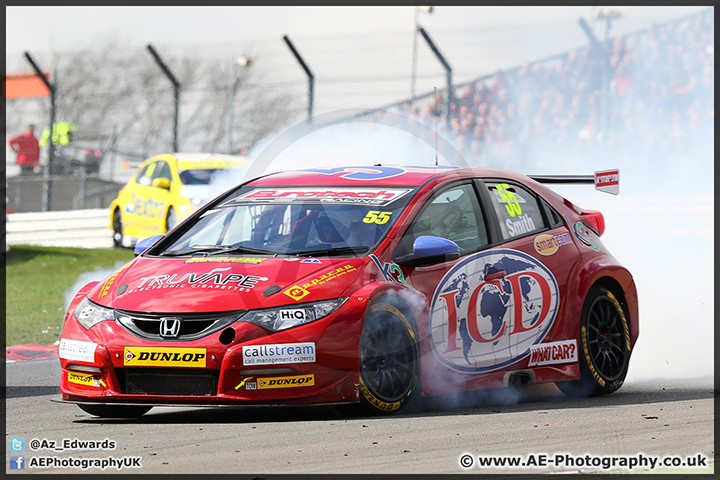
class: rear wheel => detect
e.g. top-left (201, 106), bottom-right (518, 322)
top-left (112, 209), bottom-right (124, 248)
top-left (77, 404), bottom-right (152, 418)
top-left (355, 301), bottom-right (419, 415)
top-left (556, 285), bottom-right (631, 398)
top-left (166, 207), bottom-right (178, 233)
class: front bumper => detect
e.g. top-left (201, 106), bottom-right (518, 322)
top-left (58, 306), bottom-right (364, 407)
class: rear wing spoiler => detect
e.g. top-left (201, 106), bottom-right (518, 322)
top-left (528, 169), bottom-right (619, 195)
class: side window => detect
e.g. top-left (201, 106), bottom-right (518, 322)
top-left (134, 164), bottom-right (152, 186)
top-left (399, 183), bottom-right (488, 255)
top-left (541, 198), bottom-right (564, 228)
top-left (137, 162), bottom-right (157, 186)
top-left (152, 161), bottom-right (172, 182)
top-left (487, 181), bottom-right (546, 240)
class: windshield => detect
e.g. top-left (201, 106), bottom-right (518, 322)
top-left (178, 169), bottom-right (229, 185)
top-left (159, 185), bottom-right (415, 256)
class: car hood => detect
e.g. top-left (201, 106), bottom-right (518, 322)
top-left (88, 256), bottom-right (365, 313)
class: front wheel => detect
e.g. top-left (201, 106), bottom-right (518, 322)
top-left (355, 301), bottom-right (419, 415)
top-left (165, 207), bottom-right (178, 233)
top-left (112, 209), bottom-right (124, 248)
top-left (556, 285), bottom-right (631, 398)
top-left (77, 404), bottom-right (152, 418)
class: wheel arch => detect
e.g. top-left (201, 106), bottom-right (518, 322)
top-left (562, 259), bottom-right (638, 351)
top-left (108, 203), bottom-right (121, 229)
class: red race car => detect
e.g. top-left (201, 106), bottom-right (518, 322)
top-left (55, 165), bottom-right (637, 417)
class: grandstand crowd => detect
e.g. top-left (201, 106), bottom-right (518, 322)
top-left (378, 7), bottom-right (713, 173)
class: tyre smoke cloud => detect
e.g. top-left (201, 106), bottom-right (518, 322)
top-left (64, 261), bottom-right (130, 313)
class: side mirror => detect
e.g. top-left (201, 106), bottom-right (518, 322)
top-left (152, 178), bottom-right (171, 189)
top-left (394, 235), bottom-right (460, 267)
top-left (134, 234), bottom-right (164, 256)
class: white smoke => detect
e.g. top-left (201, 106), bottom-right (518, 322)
top-left (553, 185), bottom-right (714, 382)
top-left (63, 261), bottom-right (130, 312)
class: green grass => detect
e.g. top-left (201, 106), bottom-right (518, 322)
top-left (5, 245), bottom-right (135, 347)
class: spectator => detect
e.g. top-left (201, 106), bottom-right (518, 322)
top-left (8, 124), bottom-right (40, 175)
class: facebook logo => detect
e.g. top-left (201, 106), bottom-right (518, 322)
top-left (9, 437), bottom-right (24, 452)
top-left (10, 455), bottom-right (25, 470)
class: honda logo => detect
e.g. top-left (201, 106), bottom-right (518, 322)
top-left (159, 317), bottom-right (181, 338)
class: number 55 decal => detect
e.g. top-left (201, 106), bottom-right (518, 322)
top-left (364, 211), bottom-right (392, 224)
top-left (496, 183), bottom-right (522, 217)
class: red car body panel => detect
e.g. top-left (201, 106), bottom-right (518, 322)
top-left (58, 165), bottom-right (638, 409)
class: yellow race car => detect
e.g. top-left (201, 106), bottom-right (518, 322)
top-left (109, 153), bottom-right (250, 248)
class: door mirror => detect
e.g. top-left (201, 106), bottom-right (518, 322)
top-left (134, 234), bottom-right (164, 256)
top-left (394, 235), bottom-right (460, 267)
top-left (152, 178), bottom-right (171, 189)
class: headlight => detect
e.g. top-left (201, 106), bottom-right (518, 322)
top-left (239, 298), bottom-right (347, 333)
top-left (74, 297), bottom-right (115, 330)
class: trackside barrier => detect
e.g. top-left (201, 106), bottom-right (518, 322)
top-left (6, 209), bottom-right (113, 249)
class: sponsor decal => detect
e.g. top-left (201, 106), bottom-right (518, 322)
top-left (58, 339), bottom-right (97, 363)
top-left (123, 347), bottom-right (206, 367)
top-left (533, 233), bottom-right (572, 256)
top-left (125, 193), bottom-right (165, 218)
top-left (257, 374), bottom-right (315, 389)
top-left (279, 309), bottom-right (306, 321)
top-left (126, 267), bottom-right (268, 295)
top-left (295, 165), bottom-right (456, 181)
top-left (300, 258), bottom-right (322, 264)
top-left (242, 342), bottom-right (316, 366)
top-left (505, 213), bottom-right (536, 236)
top-left (302, 265), bottom-right (357, 289)
top-left (229, 187), bottom-right (412, 207)
top-left (284, 264), bottom-right (357, 300)
top-left (298, 166), bottom-right (409, 180)
top-left (284, 285), bottom-right (310, 301)
top-left (97, 261), bottom-right (133, 298)
top-left (429, 249), bottom-right (559, 373)
top-left (235, 376), bottom-right (255, 390)
top-left (562, 214), bottom-right (600, 251)
top-left (67, 371), bottom-right (102, 387)
top-left (527, 339), bottom-right (578, 366)
top-left (573, 222), bottom-right (599, 251)
top-left (185, 257), bottom-right (266, 264)
top-left (595, 169), bottom-right (619, 195)
top-left (369, 255), bottom-right (411, 288)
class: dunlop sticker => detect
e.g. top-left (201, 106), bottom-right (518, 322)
top-left (123, 347), bottom-right (207, 367)
top-left (257, 374), bottom-right (315, 389)
top-left (68, 371), bottom-right (100, 387)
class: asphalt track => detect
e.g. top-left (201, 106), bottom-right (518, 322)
top-left (4, 356), bottom-right (714, 475)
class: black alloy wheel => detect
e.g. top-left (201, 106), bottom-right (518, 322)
top-left (556, 285), bottom-right (631, 398)
top-left (356, 302), bottom-right (419, 414)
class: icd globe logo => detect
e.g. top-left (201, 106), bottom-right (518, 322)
top-left (429, 249), bottom-right (559, 373)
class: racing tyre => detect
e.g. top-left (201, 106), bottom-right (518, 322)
top-left (112, 209), bottom-right (124, 248)
top-left (355, 301), bottom-right (419, 415)
top-left (556, 285), bottom-right (631, 398)
top-left (166, 207), bottom-right (178, 233)
top-left (77, 404), bottom-right (152, 418)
